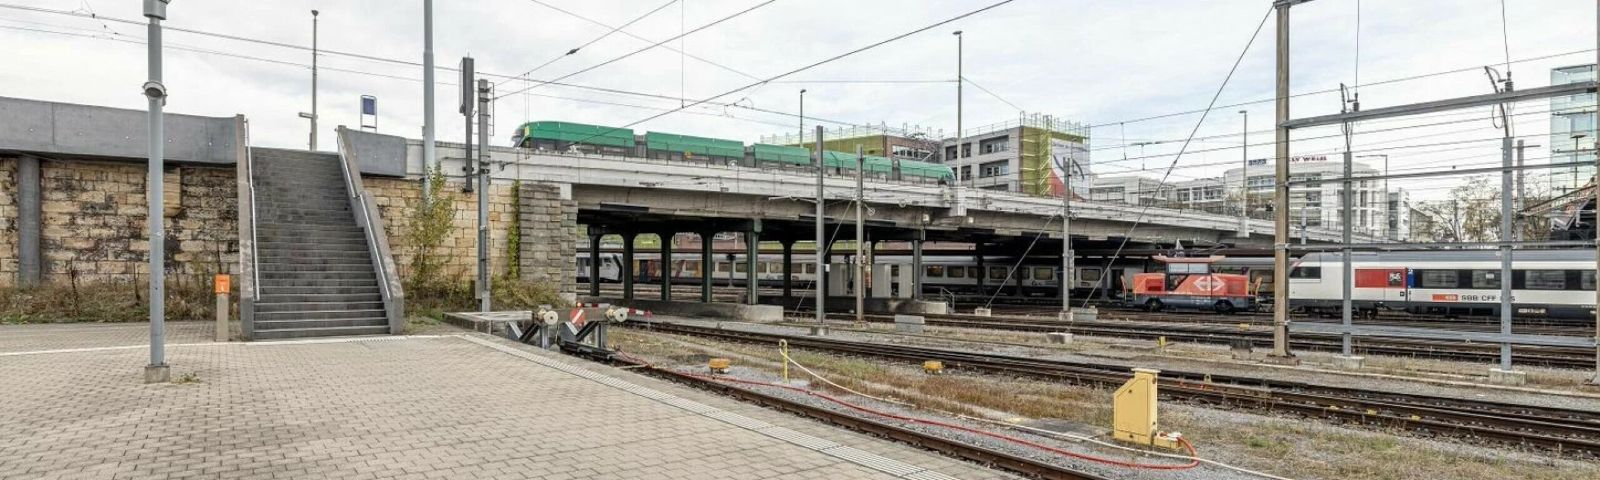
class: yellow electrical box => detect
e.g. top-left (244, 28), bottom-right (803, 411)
top-left (922, 360), bottom-right (944, 375)
top-left (708, 358), bottom-right (731, 374)
top-left (1112, 368), bottom-right (1181, 450)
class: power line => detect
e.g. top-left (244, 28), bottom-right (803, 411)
top-left (561, 0), bottom-right (1020, 146)
top-left (495, 0), bottom-right (780, 100)
top-left (960, 75), bottom-right (1023, 112)
top-left (522, 0), bottom-right (763, 82)
top-left (501, 0), bottom-right (680, 84)
top-left (1087, 47), bottom-right (1596, 129)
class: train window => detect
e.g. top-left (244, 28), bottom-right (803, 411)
top-left (926, 265), bottom-right (944, 277)
top-left (734, 262), bottom-right (748, 273)
top-left (1584, 271), bottom-right (1596, 291)
top-left (968, 267), bottom-right (982, 279)
top-left (948, 267), bottom-right (965, 278)
top-left (1525, 270), bottom-right (1566, 290)
top-left (1418, 270), bottom-right (1458, 288)
top-left (803, 264), bottom-right (816, 274)
top-left (1079, 268), bottom-right (1102, 282)
top-left (1288, 266), bottom-right (1321, 279)
top-left (1034, 268), bottom-right (1053, 281)
top-left (989, 267), bottom-right (1007, 280)
top-left (1471, 271), bottom-right (1501, 289)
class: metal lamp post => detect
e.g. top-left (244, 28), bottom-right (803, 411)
top-left (308, 9), bottom-right (320, 151)
top-left (799, 89), bottom-right (806, 145)
top-left (953, 30), bottom-right (965, 188)
top-left (142, 0), bottom-right (172, 384)
top-left (1239, 110), bottom-right (1249, 238)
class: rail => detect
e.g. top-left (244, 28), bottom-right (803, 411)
top-left (244, 119), bottom-right (259, 302)
top-left (335, 127), bottom-right (406, 333)
top-left (632, 320), bottom-right (1600, 455)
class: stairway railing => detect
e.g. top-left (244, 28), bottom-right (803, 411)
top-left (237, 115), bottom-right (260, 339)
top-left (335, 127), bottom-right (406, 333)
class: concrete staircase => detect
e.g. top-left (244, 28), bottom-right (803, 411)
top-left (249, 148), bottom-right (388, 339)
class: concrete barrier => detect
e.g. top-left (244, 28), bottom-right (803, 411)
top-left (894, 314), bottom-right (926, 334)
top-left (591, 298), bottom-right (784, 323)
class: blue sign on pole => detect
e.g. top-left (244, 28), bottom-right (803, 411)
top-left (359, 95), bottom-right (378, 132)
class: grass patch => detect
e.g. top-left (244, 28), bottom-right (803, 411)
top-left (0, 276), bottom-right (217, 324)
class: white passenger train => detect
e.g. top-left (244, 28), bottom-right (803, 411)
top-left (1289, 250), bottom-right (1598, 319)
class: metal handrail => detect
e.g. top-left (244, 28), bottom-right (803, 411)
top-left (334, 136), bottom-right (392, 303)
top-left (244, 119), bottom-right (260, 301)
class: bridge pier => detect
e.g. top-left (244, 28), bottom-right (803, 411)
top-left (976, 242), bottom-right (987, 297)
top-left (745, 229), bottom-right (760, 304)
top-left (621, 232), bottom-right (637, 300)
top-left (659, 231), bottom-right (674, 301)
top-left (588, 234), bottom-right (601, 297)
top-left (700, 231), bottom-right (714, 302)
top-left (781, 239), bottom-right (794, 301)
top-left (912, 231), bottom-right (924, 300)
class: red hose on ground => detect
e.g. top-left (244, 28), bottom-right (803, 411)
top-left (612, 351), bottom-right (1201, 471)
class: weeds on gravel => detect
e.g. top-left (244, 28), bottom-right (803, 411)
top-left (0, 277), bottom-right (215, 323)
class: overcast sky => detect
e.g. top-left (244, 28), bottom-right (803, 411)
top-left (3, 0), bottom-right (1596, 201)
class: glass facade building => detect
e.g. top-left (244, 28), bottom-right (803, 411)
top-left (1549, 64), bottom-right (1596, 197)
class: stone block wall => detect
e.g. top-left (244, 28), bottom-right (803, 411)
top-left (0, 157), bottom-right (237, 287)
top-left (38, 160), bottom-right (236, 284)
top-left (0, 159), bottom-right (15, 281)
top-left (366, 177), bottom-right (517, 283)
top-left (517, 182), bottom-right (576, 294)
top-left (364, 177), bottom-right (575, 295)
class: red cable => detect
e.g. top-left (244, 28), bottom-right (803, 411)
top-left (613, 352), bottom-right (1201, 471)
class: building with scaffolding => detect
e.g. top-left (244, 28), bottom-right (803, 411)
top-left (762, 113), bottom-right (1090, 198)
top-left (941, 113), bottom-right (1090, 197)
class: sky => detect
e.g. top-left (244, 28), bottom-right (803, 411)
top-left (2, 0), bottom-right (1596, 202)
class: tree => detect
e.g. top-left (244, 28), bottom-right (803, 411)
top-left (1410, 175), bottom-right (1558, 243)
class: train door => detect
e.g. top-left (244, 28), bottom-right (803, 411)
top-left (1354, 268), bottom-right (1406, 307)
top-left (1109, 269), bottom-right (1126, 299)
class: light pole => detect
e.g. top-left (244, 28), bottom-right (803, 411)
top-left (1238, 110), bottom-right (1249, 238)
top-left (308, 9), bottom-right (320, 151)
top-left (422, 0), bottom-right (435, 200)
top-left (799, 89), bottom-right (806, 145)
top-left (142, 0), bottom-right (172, 384)
top-left (953, 30), bottom-right (966, 188)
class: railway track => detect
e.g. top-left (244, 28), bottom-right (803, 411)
top-left (799, 311), bottom-right (1597, 368)
top-left (625, 320), bottom-right (1600, 456)
top-left (578, 351), bottom-right (1113, 479)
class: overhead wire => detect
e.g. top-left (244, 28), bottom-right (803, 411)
top-left (499, 0), bottom-right (680, 85)
top-left (495, 0), bottom-right (780, 100)
top-left (556, 0), bottom-right (1020, 146)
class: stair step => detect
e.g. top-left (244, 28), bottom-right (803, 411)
top-left (257, 251), bottom-right (373, 260)
top-left (256, 309), bottom-right (388, 321)
top-left (255, 318), bottom-right (388, 330)
top-left (257, 286), bottom-right (381, 295)
top-left (259, 263), bottom-right (376, 273)
top-left (257, 232), bottom-right (368, 241)
top-left (257, 278), bottom-right (380, 288)
top-left (258, 293), bottom-right (383, 303)
top-left (252, 325), bottom-right (390, 339)
top-left (260, 271), bottom-right (379, 280)
top-left (257, 242), bottom-right (368, 251)
top-left (257, 222), bottom-right (363, 231)
top-left (256, 301), bottom-right (386, 313)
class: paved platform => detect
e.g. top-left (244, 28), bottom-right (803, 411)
top-left (0, 322), bottom-right (1014, 480)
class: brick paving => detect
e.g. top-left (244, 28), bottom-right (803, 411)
top-left (0, 324), bottom-right (1017, 480)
